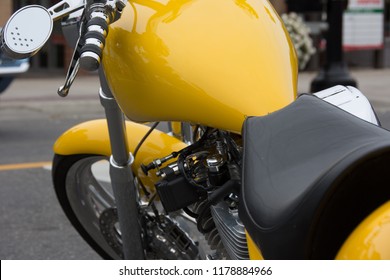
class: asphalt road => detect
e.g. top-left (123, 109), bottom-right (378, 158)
top-left (1, 72), bottom-right (390, 260)
top-left (0, 75), bottom-right (104, 259)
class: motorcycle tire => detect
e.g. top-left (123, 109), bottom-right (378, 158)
top-left (52, 153), bottom-right (123, 260)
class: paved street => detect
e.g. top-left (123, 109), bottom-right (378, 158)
top-left (0, 69), bottom-right (390, 259)
top-left (0, 75), bottom-right (103, 259)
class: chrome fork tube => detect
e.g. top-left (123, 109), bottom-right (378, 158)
top-left (98, 68), bottom-right (144, 260)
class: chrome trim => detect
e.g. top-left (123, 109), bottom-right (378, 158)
top-left (0, 61), bottom-right (29, 75)
top-left (313, 85), bottom-right (379, 125)
top-left (47, 0), bottom-right (85, 21)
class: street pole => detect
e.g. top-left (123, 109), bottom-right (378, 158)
top-left (311, 0), bottom-right (357, 92)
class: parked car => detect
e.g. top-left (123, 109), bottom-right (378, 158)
top-left (0, 28), bottom-right (30, 94)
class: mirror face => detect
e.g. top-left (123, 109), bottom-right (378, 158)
top-left (2, 5), bottom-right (53, 59)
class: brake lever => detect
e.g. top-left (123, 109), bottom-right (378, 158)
top-left (58, 0), bottom-right (126, 96)
top-left (58, 12), bottom-right (86, 97)
top-left (57, 46), bottom-right (81, 98)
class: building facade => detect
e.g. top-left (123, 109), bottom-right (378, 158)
top-left (0, 0), bottom-right (13, 27)
top-left (1, 0), bottom-right (390, 70)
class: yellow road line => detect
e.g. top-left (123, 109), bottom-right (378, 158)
top-left (0, 161), bottom-right (52, 171)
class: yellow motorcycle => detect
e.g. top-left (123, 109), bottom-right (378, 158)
top-left (1, 0), bottom-right (390, 260)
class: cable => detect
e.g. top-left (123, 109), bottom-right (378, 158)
top-left (183, 207), bottom-right (199, 219)
top-left (133, 122), bottom-right (160, 160)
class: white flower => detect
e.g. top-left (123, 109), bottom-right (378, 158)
top-left (282, 13), bottom-right (316, 70)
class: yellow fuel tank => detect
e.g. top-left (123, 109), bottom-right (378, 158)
top-left (103, 0), bottom-right (298, 133)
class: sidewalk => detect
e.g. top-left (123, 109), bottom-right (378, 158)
top-left (3, 68), bottom-right (390, 111)
top-left (298, 69), bottom-right (390, 111)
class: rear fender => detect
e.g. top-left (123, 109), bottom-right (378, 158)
top-left (336, 201), bottom-right (390, 260)
top-left (53, 119), bottom-right (187, 190)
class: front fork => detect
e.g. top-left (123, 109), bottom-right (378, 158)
top-left (98, 68), bottom-right (144, 259)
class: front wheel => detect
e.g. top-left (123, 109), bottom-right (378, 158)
top-left (53, 154), bottom-right (206, 260)
top-left (52, 154), bottom-right (123, 259)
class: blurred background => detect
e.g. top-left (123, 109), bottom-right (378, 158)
top-left (1, 0), bottom-right (389, 74)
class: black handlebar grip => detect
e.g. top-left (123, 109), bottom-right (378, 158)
top-left (80, 10), bottom-right (109, 71)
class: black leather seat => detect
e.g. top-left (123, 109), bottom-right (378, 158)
top-left (239, 95), bottom-right (390, 259)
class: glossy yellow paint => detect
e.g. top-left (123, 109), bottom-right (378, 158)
top-left (170, 121), bottom-right (182, 139)
top-left (103, 0), bottom-right (297, 133)
top-left (246, 231), bottom-right (264, 260)
top-left (336, 201), bottom-right (390, 260)
top-left (53, 119), bottom-right (187, 192)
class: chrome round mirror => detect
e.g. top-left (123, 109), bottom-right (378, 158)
top-left (1, 5), bottom-right (53, 59)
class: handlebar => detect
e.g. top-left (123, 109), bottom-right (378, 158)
top-left (1, 0), bottom-right (126, 96)
top-left (80, 0), bottom-right (126, 71)
top-left (80, 4), bottom-right (109, 71)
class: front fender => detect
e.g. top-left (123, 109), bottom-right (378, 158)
top-left (336, 201), bottom-right (390, 260)
top-left (53, 119), bottom-right (187, 190)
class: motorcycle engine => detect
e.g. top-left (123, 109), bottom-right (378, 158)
top-left (149, 129), bottom-right (249, 260)
top-left (210, 202), bottom-right (249, 259)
